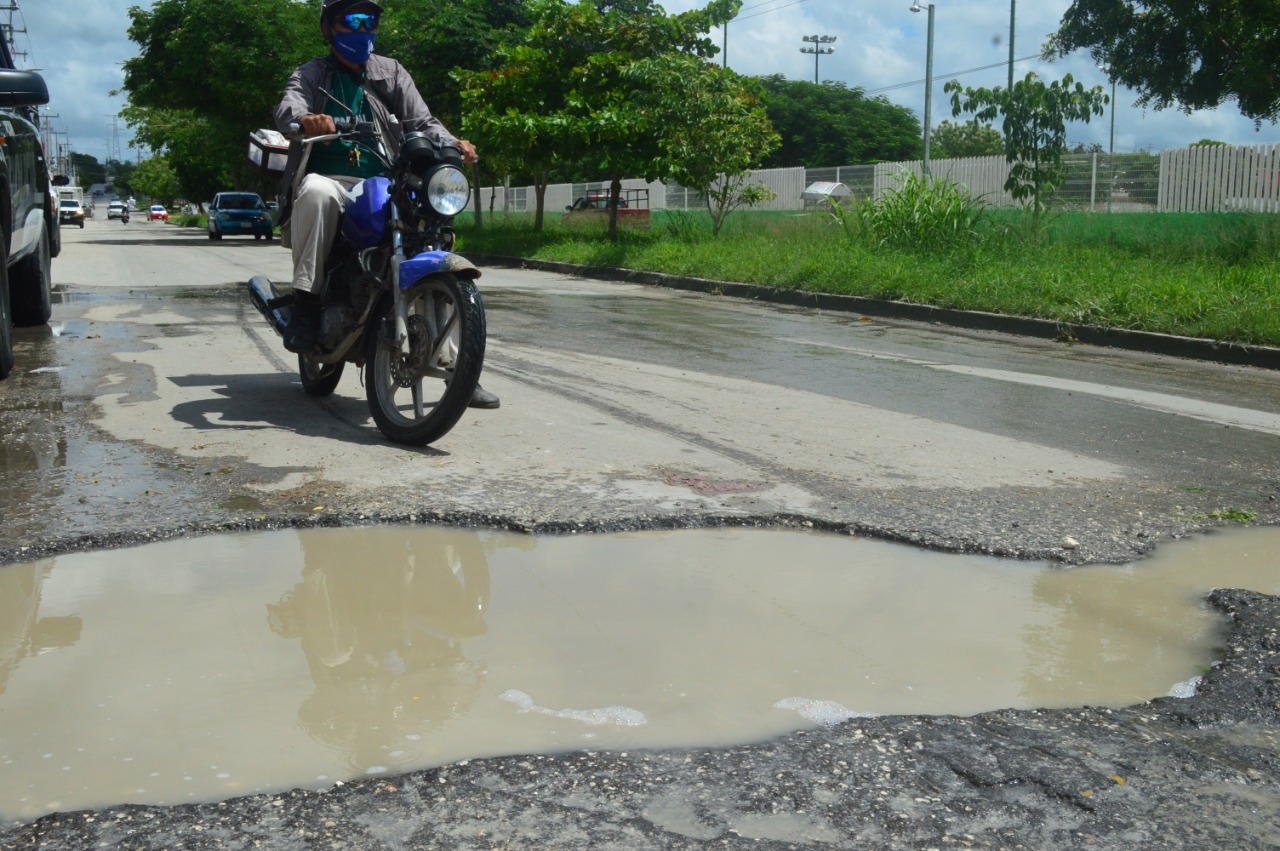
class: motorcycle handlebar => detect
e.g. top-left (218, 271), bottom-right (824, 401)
top-left (288, 116), bottom-right (377, 140)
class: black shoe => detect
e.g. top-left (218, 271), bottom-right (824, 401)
top-left (282, 291), bottom-right (320, 354)
top-left (469, 384), bottom-right (500, 409)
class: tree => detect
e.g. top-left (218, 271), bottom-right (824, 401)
top-left (929, 119), bottom-right (1004, 159)
top-left (459, 0), bottom-right (742, 239)
top-left (756, 76), bottom-right (920, 167)
top-left (130, 156), bottom-right (183, 206)
top-left (1044, 0), bottom-right (1280, 123)
top-left (625, 55), bottom-right (779, 236)
top-left (122, 0), bottom-right (316, 200)
top-left (379, 0), bottom-right (531, 132)
top-left (67, 153), bottom-right (107, 190)
top-left (947, 73), bottom-right (1108, 227)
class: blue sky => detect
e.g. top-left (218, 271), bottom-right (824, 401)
top-left (13, 0), bottom-right (1278, 169)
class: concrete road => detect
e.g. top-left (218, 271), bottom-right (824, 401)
top-left (8, 216), bottom-right (1280, 561)
top-left (2, 218), bottom-right (1279, 848)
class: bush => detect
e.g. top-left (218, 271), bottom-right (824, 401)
top-left (838, 171), bottom-right (989, 254)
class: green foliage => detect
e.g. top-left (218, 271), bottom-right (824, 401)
top-left (121, 0), bottom-right (317, 201)
top-left (929, 119), bottom-right (1004, 159)
top-left (459, 0), bottom-right (743, 239)
top-left (947, 73), bottom-right (1108, 228)
top-left (1045, 0), bottom-right (1280, 122)
top-left (838, 170), bottom-right (988, 254)
top-left (756, 75), bottom-right (921, 167)
top-left (67, 153), bottom-right (106, 190)
top-left (379, 0), bottom-right (530, 131)
top-left (623, 55), bottom-right (778, 236)
top-left (457, 209), bottom-right (1280, 346)
top-left (130, 156), bottom-right (183, 205)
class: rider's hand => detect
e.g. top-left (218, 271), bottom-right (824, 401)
top-left (457, 139), bottom-right (478, 166)
top-left (299, 114), bottom-right (337, 138)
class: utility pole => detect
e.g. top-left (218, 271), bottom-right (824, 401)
top-left (0, 1), bottom-right (27, 65)
top-left (41, 110), bottom-right (59, 171)
top-left (1007, 0), bottom-right (1016, 91)
top-left (800, 34), bottom-right (835, 84)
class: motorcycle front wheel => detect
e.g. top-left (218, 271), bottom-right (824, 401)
top-left (364, 273), bottom-right (486, 446)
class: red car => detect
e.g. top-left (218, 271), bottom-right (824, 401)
top-left (147, 205), bottom-right (169, 222)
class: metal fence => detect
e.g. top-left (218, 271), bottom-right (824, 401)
top-left (479, 142), bottom-right (1280, 216)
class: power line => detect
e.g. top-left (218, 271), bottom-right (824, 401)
top-left (865, 53), bottom-right (1043, 96)
top-left (735, 0), bottom-right (812, 24)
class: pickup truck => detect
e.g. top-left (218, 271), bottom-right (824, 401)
top-left (563, 189), bottom-right (651, 228)
top-left (0, 38), bottom-right (56, 380)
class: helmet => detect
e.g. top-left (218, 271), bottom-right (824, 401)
top-left (321, 0), bottom-right (384, 22)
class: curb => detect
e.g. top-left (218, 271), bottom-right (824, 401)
top-left (470, 254), bottom-right (1280, 371)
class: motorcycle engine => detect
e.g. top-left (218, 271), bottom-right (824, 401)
top-left (318, 303), bottom-right (358, 351)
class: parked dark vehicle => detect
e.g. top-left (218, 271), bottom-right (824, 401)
top-left (208, 192), bottom-right (273, 241)
top-left (0, 38), bottom-right (57, 381)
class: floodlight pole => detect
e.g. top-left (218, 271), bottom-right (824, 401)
top-left (800, 34), bottom-right (836, 84)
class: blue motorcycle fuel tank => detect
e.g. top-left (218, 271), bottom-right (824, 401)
top-left (341, 176), bottom-right (392, 250)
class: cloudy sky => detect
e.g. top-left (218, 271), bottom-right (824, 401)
top-left (11, 0), bottom-right (1278, 170)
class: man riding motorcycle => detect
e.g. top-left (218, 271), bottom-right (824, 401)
top-left (273, 0), bottom-right (499, 409)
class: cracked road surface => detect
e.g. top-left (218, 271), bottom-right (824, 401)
top-left (1, 222), bottom-right (1278, 848)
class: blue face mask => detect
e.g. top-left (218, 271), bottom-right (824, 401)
top-left (333, 30), bottom-right (376, 65)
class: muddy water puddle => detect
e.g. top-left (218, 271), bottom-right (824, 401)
top-left (3, 525), bottom-right (1280, 821)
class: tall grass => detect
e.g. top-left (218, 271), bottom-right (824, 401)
top-left (456, 206), bottom-right (1280, 346)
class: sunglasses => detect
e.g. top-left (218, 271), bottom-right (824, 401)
top-left (340, 12), bottom-right (379, 31)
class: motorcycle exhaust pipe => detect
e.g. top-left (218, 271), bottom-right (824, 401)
top-left (247, 275), bottom-right (291, 336)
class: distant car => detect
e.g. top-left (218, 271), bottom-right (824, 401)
top-left (58, 198), bottom-right (85, 228)
top-left (207, 191), bottom-right (273, 240)
top-left (147, 205), bottom-right (168, 222)
top-left (107, 200), bottom-right (125, 219)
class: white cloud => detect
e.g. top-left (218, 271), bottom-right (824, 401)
top-left (665, 0), bottom-right (1278, 152)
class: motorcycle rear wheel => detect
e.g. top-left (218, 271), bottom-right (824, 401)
top-left (298, 354), bottom-right (344, 397)
top-left (364, 273), bottom-right (486, 446)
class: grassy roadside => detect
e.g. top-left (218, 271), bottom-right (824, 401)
top-left (455, 208), bottom-right (1280, 348)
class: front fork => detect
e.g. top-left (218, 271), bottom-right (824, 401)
top-left (388, 206), bottom-right (411, 355)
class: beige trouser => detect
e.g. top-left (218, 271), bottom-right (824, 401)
top-left (287, 174), bottom-right (357, 294)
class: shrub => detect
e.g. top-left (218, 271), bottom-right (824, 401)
top-left (838, 171), bottom-right (989, 254)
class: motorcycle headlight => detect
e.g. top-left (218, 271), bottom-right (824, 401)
top-left (426, 165), bottom-right (470, 216)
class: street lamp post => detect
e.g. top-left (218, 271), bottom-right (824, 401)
top-left (910, 4), bottom-right (935, 178)
top-left (800, 34), bottom-right (836, 84)
top-left (1008, 0), bottom-right (1016, 91)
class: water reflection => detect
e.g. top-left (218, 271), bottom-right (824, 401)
top-left (0, 525), bottom-right (1276, 823)
top-left (267, 530), bottom-right (490, 772)
top-left (0, 563), bottom-right (81, 695)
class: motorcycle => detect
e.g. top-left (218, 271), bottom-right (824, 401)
top-left (120, 207), bottom-right (129, 224)
top-left (247, 115), bottom-right (486, 446)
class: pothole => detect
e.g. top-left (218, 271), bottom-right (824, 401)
top-left (1, 524), bottom-right (1277, 821)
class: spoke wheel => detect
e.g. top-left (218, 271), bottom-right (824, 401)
top-left (364, 274), bottom-right (486, 446)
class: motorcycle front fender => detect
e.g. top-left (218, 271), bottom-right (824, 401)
top-left (398, 250), bottom-right (480, 290)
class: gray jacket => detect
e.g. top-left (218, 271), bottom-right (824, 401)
top-left (272, 54), bottom-right (458, 228)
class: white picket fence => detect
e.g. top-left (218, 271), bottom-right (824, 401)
top-left (1159, 143), bottom-right (1280, 212)
top-left (477, 142), bottom-right (1280, 216)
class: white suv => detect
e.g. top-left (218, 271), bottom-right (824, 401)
top-left (107, 200), bottom-right (126, 219)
